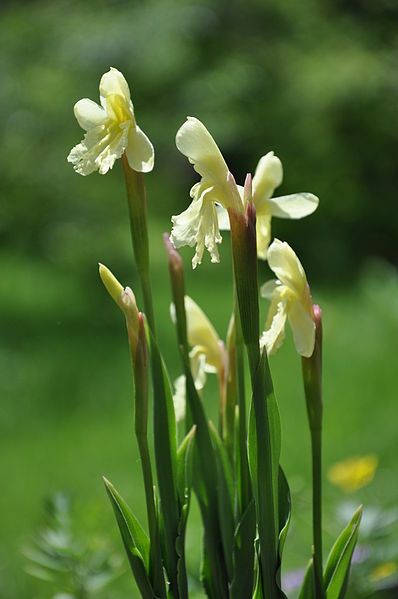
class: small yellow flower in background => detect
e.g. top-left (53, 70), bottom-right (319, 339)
top-left (217, 151), bottom-right (319, 259)
top-left (68, 67), bottom-right (154, 176)
top-left (260, 239), bottom-right (315, 357)
top-left (171, 117), bottom-right (243, 268)
top-left (370, 562), bottom-right (397, 582)
top-left (328, 455), bottom-right (378, 493)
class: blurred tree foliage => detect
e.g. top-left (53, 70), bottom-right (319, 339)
top-left (1, 0), bottom-right (397, 285)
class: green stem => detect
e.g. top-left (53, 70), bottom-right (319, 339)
top-left (235, 304), bottom-right (250, 511)
top-left (311, 426), bottom-right (324, 599)
top-left (302, 304), bottom-right (324, 599)
top-left (122, 155), bottom-right (156, 336)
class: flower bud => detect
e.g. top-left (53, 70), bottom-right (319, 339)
top-left (99, 263), bottom-right (140, 359)
top-left (163, 234), bottom-right (188, 351)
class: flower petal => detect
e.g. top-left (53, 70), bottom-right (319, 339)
top-left (126, 125), bottom-right (155, 173)
top-left (256, 213), bottom-right (272, 260)
top-left (260, 279), bottom-right (280, 300)
top-left (172, 375), bottom-right (186, 422)
top-left (99, 67), bottom-right (131, 103)
top-left (267, 192), bottom-right (319, 219)
top-left (171, 189), bottom-right (222, 268)
top-left (267, 239), bottom-right (307, 297)
top-left (288, 299), bottom-right (315, 357)
top-left (216, 205), bottom-right (230, 230)
top-left (176, 117), bottom-right (228, 185)
top-left (260, 297), bottom-right (287, 355)
top-left (73, 99), bottom-right (107, 131)
top-left (67, 122), bottom-right (129, 176)
top-left (252, 152), bottom-right (283, 207)
top-left (184, 296), bottom-right (222, 371)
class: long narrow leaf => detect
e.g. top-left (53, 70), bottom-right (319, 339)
top-left (230, 499), bottom-right (256, 599)
top-left (276, 467), bottom-right (291, 597)
top-left (103, 478), bottom-right (154, 599)
top-left (176, 427), bottom-right (196, 599)
top-left (324, 505), bottom-right (363, 599)
top-left (184, 361), bottom-right (229, 599)
top-left (298, 559), bottom-right (315, 599)
top-left (209, 422), bottom-right (235, 581)
top-left (149, 332), bottom-right (180, 594)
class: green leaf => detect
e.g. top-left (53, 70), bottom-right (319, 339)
top-left (176, 425), bottom-right (195, 501)
top-left (276, 467), bottom-right (291, 597)
top-left (298, 559), bottom-right (315, 599)
top-left (324, 505), bottom-right (363, 599)
top-left (149, 333), bottom-right (180, 592)
top-left (184, 361), bottom-right (229, 599)
top-left (230, 499), bottom-right (256, 599)
top-left (176, 426), bottom-right (196, 599)
top-left (103, 477), bottom-right (154, 599)
top-left (209, 422), bottom-right (235, 581)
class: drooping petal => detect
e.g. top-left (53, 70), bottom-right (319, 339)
top-left (184, 296), bottom-right (222, 371)
top-left (176, 117), bottom-right (228, 185)
top-left (125, 125), bottom-right (155, 173)
top-left (260, 279), bottom-right (280, 300)
top-left (256, 213), bottom-right (272, 260)
top-left (288, 299), bottom-right (315, 357)
top-left (170, 189), bottom-right (222, 268)
top-left (267, 239), bottom-right (307, 297)
top-left (267, 192), bottom-right (319, 219)
top-left (67, 122), bottom-right (129, 176)
top-left (73, 99), bottom-right (107, 131)
top-left (99, 67), bottom-right (131, 103)
top-left (260, 297), bottom-right (288, 355)
top-left (252, 152), bottom-right (283, 207)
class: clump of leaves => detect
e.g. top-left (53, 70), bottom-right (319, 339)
top-left (23, 492), bottom-right (123, 599)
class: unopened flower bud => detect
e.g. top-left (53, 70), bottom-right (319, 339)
top-left (164, 233), bottom-right (188, 352)
top-left (99, 264), bottom-right (140, 359)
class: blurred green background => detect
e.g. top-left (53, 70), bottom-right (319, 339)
top-left (1, 0), bottom-right (398, 597)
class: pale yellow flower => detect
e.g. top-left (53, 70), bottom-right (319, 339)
top-left (328, 455), bottom-right (378, 493)
top-left (218, 151), bottom-right (319, 259)
top-left (260, 239), bottom-right (315, 357)
top-left (68, 67), bottom-right (154, 176)
top-left (171, 295), bottom-right (226, 419)
top-left (171, 117), bottom-right (243, 268)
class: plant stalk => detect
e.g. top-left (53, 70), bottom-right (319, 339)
top-left (302, 304), bottom-right (324, 599)
top-left (122, 155), bottom-right (156, 336)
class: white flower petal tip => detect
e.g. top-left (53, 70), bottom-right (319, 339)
top-left (68, 68), bottom-right (154, 176)
top-left (261, 239), bottom-right (315, 357)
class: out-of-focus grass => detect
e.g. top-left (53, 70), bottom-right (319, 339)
top-left (1, 227), bottom-right (397, 597)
